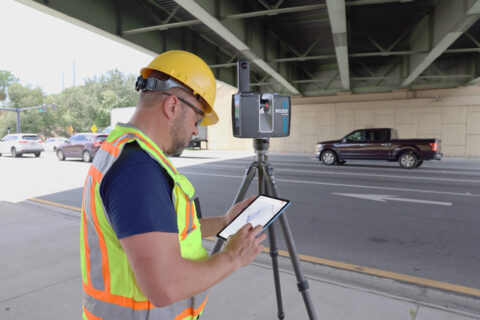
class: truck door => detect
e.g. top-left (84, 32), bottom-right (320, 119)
top-left (363, 129), bottom-right (391, 159)
top-left (336, 130), bottom-right (367, 159)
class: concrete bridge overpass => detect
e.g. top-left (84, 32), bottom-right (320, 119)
top-left (16, 0), bottom-right (480, 156)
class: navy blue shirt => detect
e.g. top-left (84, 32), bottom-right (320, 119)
top-left (100, 142), bottom-right (178, 239)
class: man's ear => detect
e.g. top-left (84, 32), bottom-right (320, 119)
top-left (162, 94), bottom-right (179, 120)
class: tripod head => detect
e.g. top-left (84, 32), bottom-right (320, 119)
top-left (253, 138), bottom-right (270, 163)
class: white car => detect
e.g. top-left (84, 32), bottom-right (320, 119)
top-left (0, 133), bottom-right (44, 157)
top-left (44, 137), bottom-right (68, 152)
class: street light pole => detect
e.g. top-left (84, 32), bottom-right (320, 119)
top-left (16, 109), bottom-right (21, 133)
top-left (0, 103), bottom-right (57, 133)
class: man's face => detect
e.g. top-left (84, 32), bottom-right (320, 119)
top-left (167, 93), bottom-right (205, 156)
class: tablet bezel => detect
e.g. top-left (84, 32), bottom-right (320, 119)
top-left (216, 194), bottom-right (291, 241)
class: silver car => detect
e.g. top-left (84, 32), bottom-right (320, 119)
top-left (44, 137), bottom-right (68, 152)
top-left (0, 133), bottom-right (44, 157)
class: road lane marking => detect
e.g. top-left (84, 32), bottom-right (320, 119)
top-left (29, 198), bottom-right (82, 211)
top-left (332, 193), bottom-right (453, 206)
top-left (194, 164), bottom-right (480, 183)
top-left (204, 236), bottom-right (480, 298)
top-left (180, 171), bottom-right (480, 197)
top-left (31, 197), bottom-right (480, 298)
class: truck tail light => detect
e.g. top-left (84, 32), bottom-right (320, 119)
top-left (430, 142), bottom-right (438, 151)
top-left (38, 140), bottom-right (43, 143)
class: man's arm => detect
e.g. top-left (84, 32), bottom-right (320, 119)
top-left (120, 223), bottom-right (265, 308)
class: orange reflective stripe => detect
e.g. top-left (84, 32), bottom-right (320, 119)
top-left (173, 294), bottom-right (209, 320)
top-left (89, 182), bottom-right (110, 292)
top-left (83, 305), bottom-right (104, 320)
top-left (109, 135), bottom-right (123, 145)
top-left (194, 294), bottom-right (209, 315)
top-left (100, 141), bottom-right (120, 157)
top-left (83, 282), bottom-right (154, 310)
top-left (191, 205), bottom-right (197, 230)
top-left (131, 133), bottom-right (178, 174)
top-left (102, 134), bottom-right (132, 157)
top-left (180, 194), bottom-right (190, 241)
top-left (82, 207), bottom-right (92, 286)
top-left (88, 166), bottom-right (103, 183)
top-left (117, 136), bottom-right (133, 148)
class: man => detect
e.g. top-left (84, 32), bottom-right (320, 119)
top-left (80, 50), bottom-right (266, 319)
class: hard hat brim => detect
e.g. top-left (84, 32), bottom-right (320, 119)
top-left (201, 108), bottom-right (219, 126)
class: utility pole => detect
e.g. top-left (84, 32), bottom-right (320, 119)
top-left (0, 104), bottom-right (57, 133)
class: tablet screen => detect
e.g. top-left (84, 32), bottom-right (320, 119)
top-left (217, 195), bottom-right (290, 240)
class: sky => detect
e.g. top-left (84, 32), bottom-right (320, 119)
top-left (0, 0), bottom-right (154, 95)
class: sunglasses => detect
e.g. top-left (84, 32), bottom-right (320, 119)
top-left (161, 92), bottom-right (205, 127)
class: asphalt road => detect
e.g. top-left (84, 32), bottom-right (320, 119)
top-left (31, 152), bottom-right (480, 291)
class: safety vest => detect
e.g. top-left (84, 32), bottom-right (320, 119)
top-left (80, 123), bottom-right (209, 320)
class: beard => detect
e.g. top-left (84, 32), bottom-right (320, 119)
top-left (167, 117), bottom-right (190, 156)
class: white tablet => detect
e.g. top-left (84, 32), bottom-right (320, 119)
top-left (217, 194), bottom-right (291, 241)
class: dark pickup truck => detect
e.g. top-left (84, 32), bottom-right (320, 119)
top-left (315, 128), bottom-right (442, 168)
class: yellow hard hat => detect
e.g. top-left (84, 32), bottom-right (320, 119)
top-left (140, 50), bottom-right (218, 126)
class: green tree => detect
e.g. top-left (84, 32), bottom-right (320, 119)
top-left (0, 69), bottom-right (139, 137)
top-left (0, 70), bottom-right (18, 102)
top-left (3, 83), bottom-right (45, 135)
top-left (62, 69), bottom-right (138, 132)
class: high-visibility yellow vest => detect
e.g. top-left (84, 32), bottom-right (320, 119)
top-left (80, 123), bottom-right (208, 320)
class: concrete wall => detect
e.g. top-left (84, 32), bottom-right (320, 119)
top-left (207, 83), bottom-right (480, 158)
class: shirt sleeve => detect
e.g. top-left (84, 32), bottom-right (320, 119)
top-left (100, 147), bottom-right (178, 239)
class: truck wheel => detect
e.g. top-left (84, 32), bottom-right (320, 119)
top-left (399, 151), bottom-right (418, 169)
top-left (320, 150), bottom-right (337, 165)
top-left (34, 152), bottom-right (41, 158)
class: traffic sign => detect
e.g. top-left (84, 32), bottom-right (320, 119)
top-left (91, 124), bottom-right (98, 133)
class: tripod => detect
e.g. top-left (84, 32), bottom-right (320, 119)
top-left (212, 138), bottom-right (318, 320)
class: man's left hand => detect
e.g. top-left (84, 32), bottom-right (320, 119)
top-left (224, 195), bottom-right (256, 227)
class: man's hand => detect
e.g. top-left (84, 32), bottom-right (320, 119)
top-left (224, 195), bottom-right (257, 226)
top-left (199, 195), bottom-right (257, 238)
top-left (224, 224), bottom-right (266, 268)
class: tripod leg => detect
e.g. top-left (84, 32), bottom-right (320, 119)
top-left (211, 162), bottom-right (258, 255)
top-left (232, 163), bottom-right (258, 205)
top-left (263, 165), bottom-right (318, 320)
top-left (260, 164), bottom-right (285, 320)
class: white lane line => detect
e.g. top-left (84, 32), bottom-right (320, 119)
top-left (332, 193), bottom-right (453, 206)
top-left (193, 164), bottom-right (480, 183)
top-left (180, 171), bottom-right (480, 197)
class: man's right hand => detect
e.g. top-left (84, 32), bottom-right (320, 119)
top-left (224, 224), bottom-right (267, 268)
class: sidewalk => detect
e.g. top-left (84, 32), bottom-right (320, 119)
top-left (1, 199), bottom-right (479, 320)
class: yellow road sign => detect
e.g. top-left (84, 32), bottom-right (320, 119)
top-left (91, 124), bottom-right (98, 133)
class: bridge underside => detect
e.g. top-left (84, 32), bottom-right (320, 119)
top-left (20, 0), bottom-right (480, 97)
